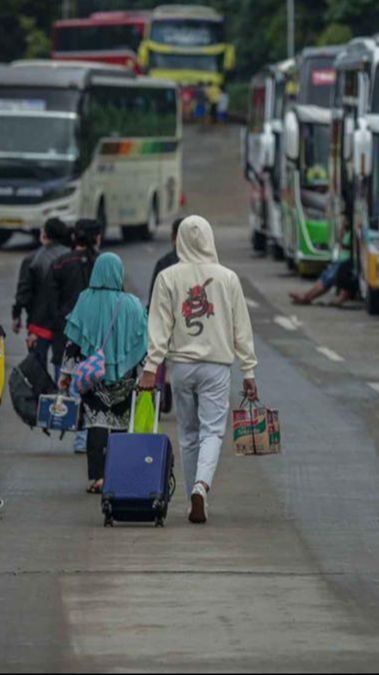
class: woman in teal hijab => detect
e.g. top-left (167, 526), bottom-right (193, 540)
top-left (60, 252), bottom-right (148, 493)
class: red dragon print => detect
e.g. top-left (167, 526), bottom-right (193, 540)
top-left (182, 278), bottom-right (215, 336)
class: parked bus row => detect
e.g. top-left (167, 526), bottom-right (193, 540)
top-left (0, 61), bottom-right (182, 247)
top-left (243, 37), bottom-right (379, 315)
top-left (52, 5), bottom-right (236, 113)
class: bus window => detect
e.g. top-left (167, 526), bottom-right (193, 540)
top-left (300, 57), bottom-right (336, 108)
top-left (301, 124), bottom-right (330, 189)
top-left (150, 19), bottom-right (225, 47)
top-left (85, 85), bottom-right (177, 156)
top-left (55, 24), bottom-right (143, 54)
top-left (0, 87), bottom-right (80, 112)
top-left (371, 66), bottom-right (379, 113)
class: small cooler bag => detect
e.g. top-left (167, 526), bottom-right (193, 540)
top-left (37, 394), bottom-right (81, 433)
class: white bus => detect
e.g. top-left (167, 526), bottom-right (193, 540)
top-left (0, 61), bottom-right (182, 246)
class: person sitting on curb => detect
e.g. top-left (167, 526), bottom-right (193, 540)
top-left (139, 215), bottom-right (258, 525)
top-left (290, 222), bottom-right (352, 307)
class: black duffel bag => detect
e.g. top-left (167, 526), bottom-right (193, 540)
top-left (9, 353), bottom-right (58, 428)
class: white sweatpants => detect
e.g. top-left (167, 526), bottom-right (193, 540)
top-left (170, 362), bottom-right (231, 497)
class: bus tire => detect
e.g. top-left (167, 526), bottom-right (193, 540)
top-left (141, 199), bottom-right (158, 241)
top-left (97, 199), bottom-right (107, 242)
top-left (272, 242), bottom-right (284, 261)
top-left (252, 230), bottom-right (266, 253)
top-left (0, 230), bottom-right (12, 248)
top-left (366, 287), bottom-right (379, 315)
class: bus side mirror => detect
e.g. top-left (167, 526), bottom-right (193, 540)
top-left (284, 111), bottom-right (299, 161)
top-left (138, 43), bottom-right (149, 70)
top-left (354, 124), bottom-right (373, 177)
top-left (262, 126), bottom-right (275, 169)
top-left (224, 45), bottom-right (236, 72)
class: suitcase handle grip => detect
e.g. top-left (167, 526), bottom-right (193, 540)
top-left (128, 387), bottom-right (161, 434)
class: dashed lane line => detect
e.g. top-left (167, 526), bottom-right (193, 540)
top-left (274, 315), bottom-right (299, 331)
top-left (316, 346), bottom-right (345, 363)
top-left (368, 382), bottom-right (379, 394)
top-left (245, 297), bottom-right (260, 310)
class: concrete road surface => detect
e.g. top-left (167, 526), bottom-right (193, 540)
top-left (1, 125), bottom-right (379, 673)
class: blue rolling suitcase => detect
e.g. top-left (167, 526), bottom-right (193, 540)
top-left (102, 390), bottom-right (176, 528)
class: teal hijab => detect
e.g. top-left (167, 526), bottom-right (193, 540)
top-left (65, 252), bottom-right (148, 384)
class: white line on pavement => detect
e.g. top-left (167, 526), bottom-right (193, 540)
top-left (316, 346), bottom-right (345, 363)
top-left (274, 315), bottom-right (298, 331)
top-left (245, 297), bottom-right (260, 309)
top-left (368, 382), bottom-right (379, 394)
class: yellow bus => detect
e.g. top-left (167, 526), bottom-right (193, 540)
top-left (138, 5), bottom-right (235, 111)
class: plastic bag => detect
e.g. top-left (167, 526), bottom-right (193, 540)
top-left (134, 391), bottom-right (156, 434)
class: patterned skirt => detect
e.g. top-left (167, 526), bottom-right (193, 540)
top-left (81, 377), bottom-right (135, 430)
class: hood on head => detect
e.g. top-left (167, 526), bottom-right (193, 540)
top-left (90, 252), bottom-right (125, 291)
top-left (176, 215), bottom-right (219, 264)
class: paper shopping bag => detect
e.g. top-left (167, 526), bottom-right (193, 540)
top-left (233, 402), bottom-right (281, 456)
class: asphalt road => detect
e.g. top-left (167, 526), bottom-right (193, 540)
top-left (1, 125), bottom-right (379, 673)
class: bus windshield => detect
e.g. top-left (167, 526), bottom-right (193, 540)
top-left (299, 57), bottom-right (337, 108)
top-left (150, 52), bottom-right (222, 73)
top-left (301, 123), bottom-right (330, 189)
top-left (0, 113), bottom-right (78, 161)
top-left (55, 24), bottom-right (143, 53)
top-left (151, 19), bottom-right (224, 47)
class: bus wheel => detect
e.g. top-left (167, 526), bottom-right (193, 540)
top-left (0, 230), bottom-right (12, 248)
top-left (252, 230), bottom-right (266, 253)
top-left (286, 255), bottom-right (296, 271)
top-left (272, 242), bottom-right (284, 261)
top-left (366, 287), bottom-right (379, 315)
top-left (141, 201), bottom-right (158, 241)
top-left (97, 199), bottom-right (107, 242)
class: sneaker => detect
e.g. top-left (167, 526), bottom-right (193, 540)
top-left (189, 483), bottom-right (208, 524)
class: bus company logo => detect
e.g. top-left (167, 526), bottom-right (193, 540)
top-left (49, 401), bottom-right (68, 418)
top-left (312, 69), bottom-right (336, 86)
top-left (145, 456), bottom-right (154, 464)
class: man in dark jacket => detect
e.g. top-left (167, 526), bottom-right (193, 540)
top-left (47, 218), bottom-right (102, 368)
top-left (12, 218), bottom-right (69, 373)
top-left (148, 218), bottom-right (182, 305)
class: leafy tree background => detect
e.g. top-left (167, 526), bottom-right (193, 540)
top-left (1, 0), bottom-right (379, 79)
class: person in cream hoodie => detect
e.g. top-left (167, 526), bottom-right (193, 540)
top-left (140, 215), bottom-right (258, 524)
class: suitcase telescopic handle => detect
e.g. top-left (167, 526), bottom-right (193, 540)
top-left (128, 387), bottom-right (161, 434)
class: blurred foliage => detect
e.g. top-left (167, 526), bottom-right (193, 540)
top-left (228, 82), bottom-right (249, 117)
top-left (1, 0), bottom-right (379, 79)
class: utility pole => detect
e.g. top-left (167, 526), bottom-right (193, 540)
top-left (62, 0), bottom-right (71, 19)
top-left (287, 0), bottom-right (295, 59)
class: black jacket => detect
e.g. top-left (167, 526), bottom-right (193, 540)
top-left (12, 243), bottom-right (69, 329)
top-left (47, 248), bottom-right (98, 334)
top-left (148, 249), bottom-right (179, 306)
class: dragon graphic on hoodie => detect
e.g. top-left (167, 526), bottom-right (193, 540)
top-left (182, 278), bottom-right (215, 336)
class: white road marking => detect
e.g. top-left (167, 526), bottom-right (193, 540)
top-left (316, 347), bottom-right (345, 363)
top-left (274, 315), bottom-right (298, 331)
top-left (368, 382), bottom-right (379, 394)
top-left (245, 297), bottom-right (260, 309)
top-left (289, 315), bottom-right (303, 329)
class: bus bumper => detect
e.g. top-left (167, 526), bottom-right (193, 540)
top-left (0, 193), bottom-right (81, 232)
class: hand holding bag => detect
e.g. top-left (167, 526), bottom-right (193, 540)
top-left (72, 298), bottom-right (122, 396)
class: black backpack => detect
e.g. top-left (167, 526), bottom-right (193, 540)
top-left (9, 353), bottom-right (58, 428)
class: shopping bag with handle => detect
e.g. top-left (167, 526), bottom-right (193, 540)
top-left (233, 399), bottom-right (281, 456)
top-left (134, 391), bottom-right (157, 434)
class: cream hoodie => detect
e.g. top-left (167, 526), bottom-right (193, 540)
top-left (145, 215), bottom-right (258, 378)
